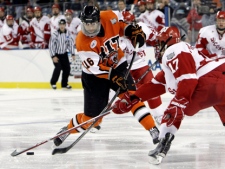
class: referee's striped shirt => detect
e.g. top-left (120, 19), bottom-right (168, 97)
top-left (49, 29), bottom-right (75, 57)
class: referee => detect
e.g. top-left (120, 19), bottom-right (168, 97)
top-left (49, 19), bottom-right (75, 89)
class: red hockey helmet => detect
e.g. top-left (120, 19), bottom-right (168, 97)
top-left (0, 7), bottom-right (4, 12)
top-left (34, 6), bottom-right (42, 12)
top-left (137, 0), bottom-right (146, 6)
top-left (216, 11), bottom-right (225, 19)
top-left (26, 7), bottom-right (34, 13)
top-left (6, 15), bottom-right (13, 20)
top-left (64, 9), bottom-right (73, 15)
top-left (146, 0), bottom-right (155, 3)
top-left (122, 11), bottom-right (135, 23)
top-left (157, 26), bottom-right (180, 47)
top-left (52, 4), bottom-right (60, 9)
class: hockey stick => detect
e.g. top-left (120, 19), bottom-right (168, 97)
top-left (51, 43), bottom-right (139, 155)
top-left (10, 109), bottom-right (112, 157)
top-left (52, 90), bottom-right (119, 155)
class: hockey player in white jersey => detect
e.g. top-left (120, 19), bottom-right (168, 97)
top-left (50, 4), bottom-right (66, 35)
top-left (196, 11), bottom-right (225, 59)
top-left (138, 0), bottom-right (165, 32)
top-left (114, 26), bottom-right (225, 164)
top-left (29, 6), bottom-right (51, 49)
top-left (120, 10), bottom-right (164, 125)
top-left (64, 9), bottom-right (81, 45)
top-left (0, 15), bottom-right (20, 49)
top-left (20, 7), bottom-right (34, 49)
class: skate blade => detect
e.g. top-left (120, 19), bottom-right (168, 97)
top-left (149, 154), bottom-right (163, 165)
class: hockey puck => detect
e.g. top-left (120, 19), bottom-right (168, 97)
top-left (26, 152), bottom-right (34, 155)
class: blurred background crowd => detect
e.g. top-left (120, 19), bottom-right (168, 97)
top-left (0, 0), bottom-right (224, 49)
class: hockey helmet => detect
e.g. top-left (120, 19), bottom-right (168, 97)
top-left (146, 0), bottom-right (155, 3)
top-left (137, 0), bottom-right (146, 6)
top-left (26, 7), bottom-right (34, 13)
top-left (80, 6), bottom-right (101, 37)
top-left (34, 6), bottom-right (42, 12)
top-left (64, 9), bottom-right (73, 15)
top-left (80, 6), bottom-right (100, 23)
top-left (122, 11), bottom-right (135, 23)
top-left (52, 4), bottom-right (60, 9)
top-left (6, 15), bottom-right (13, 20)
top-left (216, 11), bottom-right (225, 32)
top-left (0, 7), bottom-right (4, 12)
top-left (216, 11), bottom-right (225, 19)
top-left (157, 26), bottom-right (180, 48)
top-left (58, 19), bottom-right (66, 25)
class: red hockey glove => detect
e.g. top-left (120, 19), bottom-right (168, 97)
top-left (113, 92), bottom-right (139, 114)
top-left (29, 42), bottom-right (35, 49)
top-left (125, 24), bottom-right (146, 48)
top-left (162, 97), bottom-right (188, 127)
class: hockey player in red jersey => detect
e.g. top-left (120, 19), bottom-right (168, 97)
top-left (29, 6), bottom-right (50, 49)
top-left (113, 26), bottom-right (225, 164)
top-left (196, 11), bottom-right (225, 59)
top-left (53, 5), bottom-right (160, 147)
top-left (0, 15), bottom-right (20, 49)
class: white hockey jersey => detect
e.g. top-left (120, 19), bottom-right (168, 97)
top-left (196, 25), bottom-right (225, 58)
top-left (50, 14), bottom-right (66, 35)
top-left (0, 21), bottom-right (19, 49)
top-left (30, 15), bottom-right (50, 43)
top-left (20, 19), bottom-right (32, 48)
top-left (138, 10), bottom-right (165, 32)
top-left (119, 21), bottom-right (156, 70)
top-left (66, 17), bottom-right (81, 45)
top-left (160, 41), bottom-right (225, 95)
top-left (0, 19), bottom-right (4, 30)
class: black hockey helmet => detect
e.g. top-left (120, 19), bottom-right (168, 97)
top-left (58, 19), bottom-right (66, 25)
top-left (80, 6), bottom-right (100, 23)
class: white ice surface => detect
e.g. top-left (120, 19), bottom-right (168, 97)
top-left (0, 89), bottom-right (225, 169)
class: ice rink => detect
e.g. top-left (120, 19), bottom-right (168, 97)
top-left (1, 89), bottom-right (225, 169)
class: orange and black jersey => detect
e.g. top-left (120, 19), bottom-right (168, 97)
top-left (76, 10), bottom-right (128, 79)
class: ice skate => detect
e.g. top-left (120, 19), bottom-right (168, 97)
top-left (148, 132), bottom-right (175, 164)
top-left (149, 126), bottom-right (160, 144)
top-left (53, 126), bottom-right (70, 146)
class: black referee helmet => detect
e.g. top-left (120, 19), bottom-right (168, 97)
top-left (58, 19), bottom-right (66, 24)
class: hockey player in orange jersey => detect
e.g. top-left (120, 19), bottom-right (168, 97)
top-left (53, 6), bottom-right (160, 146)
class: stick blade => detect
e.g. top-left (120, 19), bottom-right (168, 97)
top-left (52, 147), bottom-right (70, 155)
top-left (11, 150), bottom-right (19, 157)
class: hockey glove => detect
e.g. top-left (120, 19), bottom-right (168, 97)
top-left (162, 97), bottom-right (188, 127)
top-left (125, 24), bottom-right (146, 48)
top-left (113, 92), bottom-right (139, 114)
top-left (109, 68), bottom-right (127, 91)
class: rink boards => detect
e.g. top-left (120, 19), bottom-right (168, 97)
top-left (0, 47), bottom-right (161, 89)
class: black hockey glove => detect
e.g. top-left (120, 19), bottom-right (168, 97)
top-left (125, 24), bottom-right (146, 48)
top-left (109, 68), bottom-right (127, 91)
